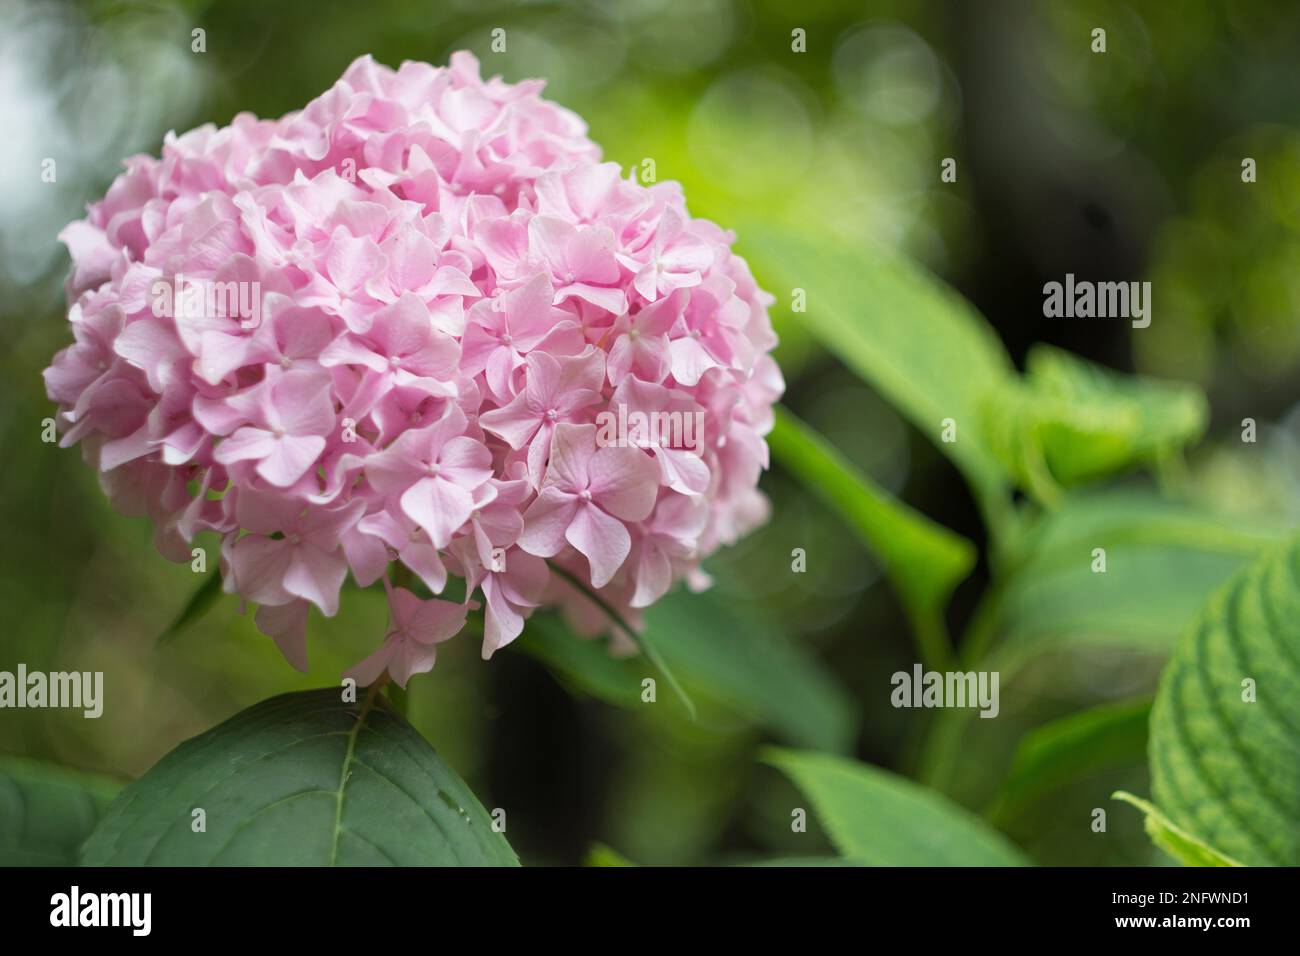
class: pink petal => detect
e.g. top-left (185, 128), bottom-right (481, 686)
top-left (399, 476), bottom-right (475, 548)
top-left (517, 486), bottom-right (579, 557)
top-left (345, 641), bottom-right (397, 688)
top-left (257, 434), bottom-right (327, 487)
top-left (565, 503), bottom-right (631, 589)
top-left (401, 541), bottom-right (448, 594)
top-left (542, 422), bottom-right (595, 494)
top-left (255, 600), bottom-right (311, 672)
top-left (589, 445), bottom-right (659, 521)
top-left (478, 391), bottom-right (540, 449)
top-left (631, 540), bottom-right (673, 609)
top-left (284, 543), bottom-right (348, 616)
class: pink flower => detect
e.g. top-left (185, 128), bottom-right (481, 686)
top-left (451, 541), bottom-right (548, 659)
top-left (345, 581), bottom-right (470, 688)
top-left (460, 273), bottom-right (581, 401)
top-left (479, 347), bottom-right (605, 486)
top-left (356, 509), bottom-right (449, 595)
top-left (44, 51), bottom-right (782, 682)
top-left (518, 423), bottom-right (659, 588)
top-left (607, 375), bottom-right (711, 496)
top-left (629, 492), bottom-right (708, 608)
top-left (213, 369), bottom-right (337, 487)
top-left (622, 206), bottom-right (713, 303)
top-left (527, 217), bottom-right (626, 315)
top-left (222, 489), bottom-right (363, 616)
top-left (364, 403), bottom-right (492, 548)
top-left (320, 292), bottom-right (460, 412)
top-left (604, 290), bottom-right (683, 385)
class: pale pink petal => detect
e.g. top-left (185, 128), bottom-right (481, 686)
top-left (565, 503), bottom-right (631, 588)
top-left (517, 486), bottom-right (578, 557)
top-left (255, 600), bottom-right (311, 672)
top-left (399, 476), bottom-right (475, 548)
top-left (589, 445), bottom-right (658, 521)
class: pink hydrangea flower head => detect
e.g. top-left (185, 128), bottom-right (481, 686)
top-left (45, 52), bottom-right (783, 682)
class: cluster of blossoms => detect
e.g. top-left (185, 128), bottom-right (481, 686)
top-left (45, 53), bottom-right (782, 685)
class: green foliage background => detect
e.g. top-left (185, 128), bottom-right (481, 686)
top-left (1, 0), bottom-right (1298, 866)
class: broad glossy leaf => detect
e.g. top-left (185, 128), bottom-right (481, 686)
top-left (764, 748), bottom-right (1029, 866)
top-left (0, 757), bottom-right (120, 866)
top-left (1149, 534), bottom-right (1300, 866)
top-left (81, 688), bottom-right (518, 866)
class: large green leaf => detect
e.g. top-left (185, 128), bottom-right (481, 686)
top-left (764, 748), bottom-right (1029, 866)
top-left (744, 230), bottom-right (1015, 516)
top-left (982, 345), bottom-right (1208, 500)
top-left (768, 405), bottom-right (974, 666)
top-left (982, 489), bottom-right (1283, 671)
top-left (1149, 534), bottom-right (1300, 866)
top-left (0, 757), bottom-right (121, 866)
top-left (81, 688), bottom-right (518, 866)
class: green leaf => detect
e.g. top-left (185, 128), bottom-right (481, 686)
top-left (1112, 792), bottom-right (1243, 867)
top-left (982, 490), bottom-right (1283, 671)
top-left (991, 698), bottom-right (1151, 822)
top-left (982, 345), bottom-right (1208, 499)
top-left (1148, 533), bottom-right (1300, 866)
top-left (768, 406), bottom-right (975, 667)
top-left (0, 757), bottom-right (121, 866)
top-left (81, 687), bottom-right (518, 866)
top-left (744, 230), bottom-right (1015, 518)
top-left (155, 570), bottom-right (223, 646)
top-left (764, 748), bottom-right (1029, 866)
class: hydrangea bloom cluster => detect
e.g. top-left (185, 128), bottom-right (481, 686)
top-left (45, 53), bottom-right (782, 685)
